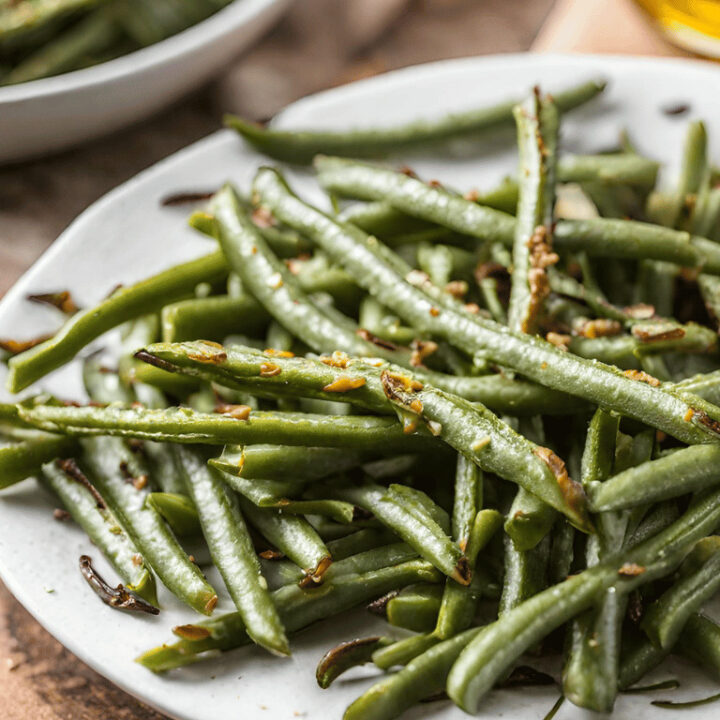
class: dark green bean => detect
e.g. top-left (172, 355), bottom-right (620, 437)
top-left (642, 545), bottom-right (720, 649)
top-left (174, 446), bottom-right (289, 654)
top-left (371, 633), bottom-right (441, 670)
top-left (225, 79), bottom-right (605, 164)
top-left (17, 402), bottom-right (428, 452)
top-left (145, 492), bottom-right (200, 537)
top-left (508, 88), bottom-right (557, 334)
top-left (80, 436), bottom-right (217, 614)
top-left (161, 295), bottom-right (269, 343)
top-left (328, 483), bottom-right (469, 584)
top-left (591, 444), bottom-right (720, 512)
top-left (40, 458), bottom-right (157, 604)
top-left (0, 434), bottom-right (77, 490)
top-left (7, 252), bottom-right (228, 393)
top-left (387, 584), bottom-right (443, 632)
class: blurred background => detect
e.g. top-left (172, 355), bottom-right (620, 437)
top-left (0, 0), bottom-right (711, 717)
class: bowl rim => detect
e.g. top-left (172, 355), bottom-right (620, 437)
top-left (0, 0), bottom-right (290, 103)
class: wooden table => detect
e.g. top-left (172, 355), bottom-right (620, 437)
top-left (0, 0), bottom-right (685, 717)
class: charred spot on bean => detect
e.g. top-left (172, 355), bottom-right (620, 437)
top-left (356, 328), bottom-right (398, 351)
top-left (56, 458), bottom-right (105, 509)
top-left (79, 555), bottom-right (158, 614)
top-left (161, 190), bottom-right (216, 206)
top-left (174, 624), bottom-right (212, 640)
top-left (27, 290), bottom-right (79, 314)
top-left (134, 350), bottom-right (180, 373)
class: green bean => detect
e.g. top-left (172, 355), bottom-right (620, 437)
top-left (315, 157), bottom-right (720, 273)
top-left (358, 296), bottom-right (418, 345)
top-left (345, 627), bottom-right (482, 720)
top-left (563, 587), bottom-right (625, 712)
top-left (340, 201), bottom-right (435, 238)
top-left (435, 509), bottom-right (502, 639)
top-left (7, 251), bottom-right (228, 393)
top-left (499, 532), bottom-right (550, 615)
top-left (581, 409), bottom-right (620, 487)
top-left (0, 434), bottom-right (77, 490)
top-left (505, 489), bottom-right (557, 551)
top-left (210, 443), bottom-right (366, 481)
top-left (447, 484), bottom-right (720, 713)
top-left (210, 184), bottom-right (377, 358)
top-left (144, 337), bottom-right (587, 416)
top-left (17, 402), bottom-right (428, 452)
top-left (137, 559), bottom-right (440, 671)
top-left (591, 444), bottom-right (720, 512)
top-left (218, 469), bottom-right (355, 524)
top-left (254, 166), bottom-right (720, 445)
top-left (387, 584), bottom-right (443, 632)
top-left (385, 483), bottom-right (451, 534)
top-left (225, 79), bottom-right (605, 164)
top-left (642, 544), bottom-right (720, 649)
top-left (316, 636), bottom-right (391, 689)
top-left (326, 528), bottom-right (398, 560)
top-left (548, 518), bottom-right (575, 585)
top-left (451, 454), bottom-right (482, 546)
top-left (618, 631), bottom-right (669, 691)
top-left (174, 446), bottom-right (289, 655)
top-left (328, 483), bottom-right (469, 584)
top-left (262, 541), bottom-right (418, 591)
top-left (145, 492), bottom-right (200, 537)
top-left (508, 89), bottom-right (557, 334)
top-left (676, 613), bottom-right (720, 679)
top-left (235, 492), bottom-right (332, 583)
top-left (141, 342), bottom-right (590, 528)
top-left (79, 436), bottom-right (216, 614)
top-left (371, 633), bottom-right (441, 670)
top-left (40, 458), bottom-right (157, 605)
top-left (161, 294), bottom-right (269, 343)
top-left (558, 153), bottom-right (660, 189)
top-left (503, 417), bottom-right (557, 551)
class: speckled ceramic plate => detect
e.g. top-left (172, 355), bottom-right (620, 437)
top-left (0, 54), bottom-right (719, 719)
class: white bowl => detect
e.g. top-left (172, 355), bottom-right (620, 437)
top-left (0, 0), bottom-right (292, 165)
top-left (0, 53), bottom-right (719, 720)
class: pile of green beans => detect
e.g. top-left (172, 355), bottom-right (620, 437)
top-left (6, 76), bottom-right (720, 720)
top-left (0, 0), bottom-right (235, 85)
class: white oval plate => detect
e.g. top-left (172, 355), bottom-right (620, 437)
top-left (0, 0), bottom-right (291, 165)
top-left (0, 54), bottom-right (719, 720)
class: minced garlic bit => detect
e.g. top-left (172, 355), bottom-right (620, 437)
top-left (263, 348), bottom-right (294, 358)
top-left (217, 403), bottom-right (252, 420)
top-left (546, 332), bottom-right (571, 350)
top-left (429, 307), bottom-right (440, 317)
top-left (410, 339), bottom-right (438, 367)
top-left (132, 474), bottom-right (149, 490)
top-left (322, 377), bottom-right (367, 392)
top-left (267, 272), bottom-right (283, 289)
top-left (259, 363), bottom-right (282, 377)
top-left (319, 350), bottom-right (350, 369)
top-left (251, 206), bottom-right (275, 228)
top-left (445, 280), bottom-right (468, 299)
top-left (623, 369), bottom-right (661, 387)
top-left (617, 563), bottom-right (645, 577)
top-left (574, 317), bottom-right (622, 339)
top-left (405, 269), bottom-right (430, 286)
top-left (471, 436), bottom-right (491, 452)
top-left (427, 420), bottom-right (443, 436)
top-left (684, 408), bottom-right (695, 422)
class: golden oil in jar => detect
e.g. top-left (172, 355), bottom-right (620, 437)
top-left (634, 0), bottom-right (720, 56)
